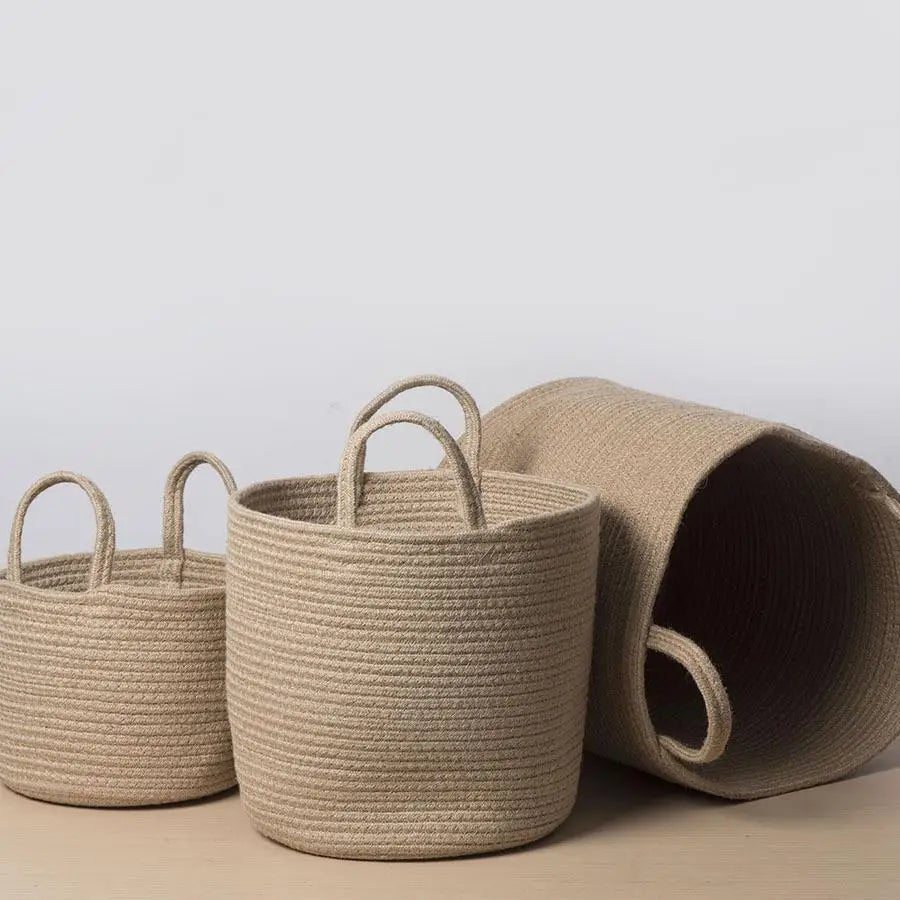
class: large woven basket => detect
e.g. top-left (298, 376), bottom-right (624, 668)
top-left (226, 376), bottom-right (601, 860)
top-left (0, 452), bottom-right (238, 807)
top-left (478, 378), bottom-right (900, 799)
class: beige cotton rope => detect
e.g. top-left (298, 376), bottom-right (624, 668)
top-left (337, 411), bottom-right (487, 530)
top-left (0, 452), bottom-right (238, 807)
top-left (348, 373), bottom-right (483, 500)
top-left (646, 625), bottom-right (732, 765)
top-left (477, 377), bottom-right (900, 799)
top-left (226, 376), bottom-right (602, 860)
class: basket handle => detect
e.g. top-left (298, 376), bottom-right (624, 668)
top-left (336, 411), bottom-right (487, 530)
top-left (349, 375), bottom-right (482, 502)
top-left (161, 451), bottom-right (237, 582)
top-left (647, 625), bottom-right (733, 765)
top-left (7, 472), bottom-right (117, 591)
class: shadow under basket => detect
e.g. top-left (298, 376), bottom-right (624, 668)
top-left (478, 378), bottom-right (900, 799)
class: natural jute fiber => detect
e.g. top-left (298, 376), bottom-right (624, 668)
top-left (0, 452), bottom-right (238, 807)
top-left (226, 376), bottom-right (601, 860)
top-left (477, 378), bottom-right (900, 799)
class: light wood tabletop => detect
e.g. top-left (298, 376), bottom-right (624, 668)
top-left (2, 740), bottom-right (898, 900)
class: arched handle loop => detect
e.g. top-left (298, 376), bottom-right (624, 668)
top-left (349, 375), bottom-right (482, 503)
top-left (336, 411), bottom-right (487, 531)
top-left (7, 472), bottom-right (117, 591)
top-left (161, 451), bottom-right (237, 582)
top-left (647, 625), bottom-right (733, 765)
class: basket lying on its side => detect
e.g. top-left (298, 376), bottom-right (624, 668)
top-left (477, 377), bottom-right (900, 800)
top-left (227, 376), bottom-right (601, 860)
top-left (0, 452), bottom-right (238, 807)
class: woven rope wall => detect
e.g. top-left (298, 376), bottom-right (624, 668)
top-left (226, 377), bottom-right (602, 859)
top-left (0, 453), bottom-right (238, 807)
top-left (477, 378), bottom-right (900, 799)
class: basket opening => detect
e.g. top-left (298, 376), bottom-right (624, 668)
top-left (236, 471), bottom-right (591, 534)
top-left (646, 433), bottom-right (900, 795)
top-left (4, 549), bottom-right (224, 592)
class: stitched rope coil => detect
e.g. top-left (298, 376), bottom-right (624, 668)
top-left (476, 377), bottom-right (900, 799)
top-left (226, 377), bottom-right (602, 860)
top-left (0, 452), bottom-right (238, 807)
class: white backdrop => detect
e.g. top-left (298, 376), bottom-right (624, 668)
top-left (1, 1), bottom-right (898, 560)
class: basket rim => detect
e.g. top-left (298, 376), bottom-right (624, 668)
top-left (230, 468), bottom-right (600, 542)
top-left (0, 546), bottom-right (225, 602)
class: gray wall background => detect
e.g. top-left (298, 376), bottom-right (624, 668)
top-left (1, 2), bottom-right (897, 561)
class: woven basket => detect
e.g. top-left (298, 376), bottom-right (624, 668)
top-left (226, 376), bottom-right (601, 860)
top-left (478, 378), bottom-right (900, 799)
top-left (0, 452), bottom-right (238, 807)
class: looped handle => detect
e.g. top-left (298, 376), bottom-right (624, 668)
top-left (336, 411), bottom-right (487, 530)
top-left (161, 451), bottom-right (237, 582)
top-left (647, 625), bottom-right (733, 765)
top-left (349, 375), bottom-right (482, 502)
top-left (7, 472), bottom-right (117, 591)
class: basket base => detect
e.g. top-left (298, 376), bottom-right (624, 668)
top-left (1, 775), bottom-right (238, 809)
top-left (241, 797), bottom-right (576, 862)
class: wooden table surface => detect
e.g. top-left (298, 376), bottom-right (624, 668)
top-left (2, 741), bottom-right (898, 900)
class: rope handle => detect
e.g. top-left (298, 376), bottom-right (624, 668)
top-left (348, 375), bottom-right (482, 503)
top-left (6, 472), bottom-right (117, 591)
top-left (647, 624), bottom-right (733, 765)
top-left (161, 451), bottom-right (237, 582)
top-left (336, 411), bottom-right (487, 530)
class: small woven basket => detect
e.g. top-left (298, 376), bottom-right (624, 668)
top-left (227, 376), bottom-right (601, 860)
top-left (0, 452), bottom-right (238, 807)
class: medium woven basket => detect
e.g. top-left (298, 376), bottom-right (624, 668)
top-left (226, 376), bottom-right (601, 860)
top-left (0, 452), bottom-right (238, 807)
top-left (478, 377), bottom-right (900, 800)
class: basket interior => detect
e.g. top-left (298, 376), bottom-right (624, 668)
top-left (237, 470), bottom-right (591, 533)
top-left (1, 548), bottom-right (224, 593)
top-left (646, 433), bottom-right (900, 793)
